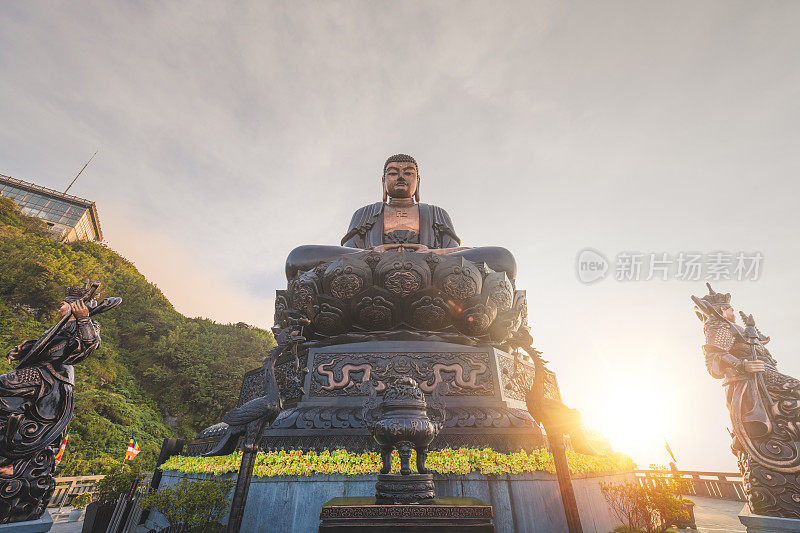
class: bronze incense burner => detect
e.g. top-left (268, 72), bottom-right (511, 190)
top-left (363, 377), bottom-right (446, 504)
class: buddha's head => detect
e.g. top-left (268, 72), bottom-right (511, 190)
top-left (382, 154), bottom-right (420, 202)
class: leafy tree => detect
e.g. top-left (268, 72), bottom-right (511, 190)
top-left (94, 463), bottom-right (146, 505)
top-left (601, 481), bottom-right (652, 532)
top-left (139, 478), bottom-right (234, 530)
top-left (601, 475), bottom-right (690, 533)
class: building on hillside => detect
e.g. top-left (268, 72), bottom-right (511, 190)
top-left (0, 173), bottom-right (102, 242)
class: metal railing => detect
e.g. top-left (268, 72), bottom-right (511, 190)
top-left (634, 469), bottom-right (746, 502)
top-left (50, 475), bottom-right (105, 508)
top-left (0, 173), bottom-right (94, 206)
top-left (109, 473), bottom-right (153, 533)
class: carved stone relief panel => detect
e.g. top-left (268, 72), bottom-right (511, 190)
top-left (310, 351), bottom-right (495, 397)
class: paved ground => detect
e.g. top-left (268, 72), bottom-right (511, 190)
top-left (49, 507), bottom-right (85, 533)
top-left (51, 521), bottom-right (84, 533)
top-left (676, 496), bottom-right (746, 533)
top-left (49, 507), bottom-right (153, 533)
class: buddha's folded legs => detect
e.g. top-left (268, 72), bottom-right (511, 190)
top-left (286, 245), bottom-right (361, 280)
top-left (447, 246), bottom-right (517, 281)
top-left (286, 245), bottom-right (517, 281)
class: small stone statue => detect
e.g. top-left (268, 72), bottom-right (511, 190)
top-left (693, 283), bottom-right (800, 518)
top-left (515, 343), bottom-right (599, 456)
top-left (203, 347), bottom-right (284, 457)
top-left (362, 377), bottom-right (446, 503)
top-left (0, 282), bottom-right (121, 523)
top-left (203, 319), bottom-right (308, 533)
top-left (204, 319), bottom-right (308, 457)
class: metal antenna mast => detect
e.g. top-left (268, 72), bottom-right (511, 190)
top-left (64, 149), bottom-right (98, 194)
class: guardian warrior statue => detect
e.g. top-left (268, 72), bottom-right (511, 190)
top-left (0, 282), bottom-right (120, 523)
top-left (693, 283), bottom-right (800, 518)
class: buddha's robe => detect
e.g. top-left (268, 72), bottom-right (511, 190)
top-left (341, 202), bottom-right (459, 249)
top-left (286, 202), bottom-right (517, 281)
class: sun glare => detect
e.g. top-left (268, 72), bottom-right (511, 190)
top-left (581, 374), bottom-right (674, 467)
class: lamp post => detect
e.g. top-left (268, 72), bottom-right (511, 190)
top-left (545, 425), bottom-right (583, 533)
top-left (519, 345), bottom-right (584, 533)
top-left (226, 440), bottom-right (262, 533)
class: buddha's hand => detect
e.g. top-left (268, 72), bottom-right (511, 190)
top-left (430, 246), bottom-right (471, 255)
top-left (372, 243), bottom-right (429, 253)
top-left (743, 360), bottom-right (766, 373)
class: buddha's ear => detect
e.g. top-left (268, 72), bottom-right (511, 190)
top-left (382, 176), bottom-right (388, 202)
top-left (414, 175), bottom-right (421, 203)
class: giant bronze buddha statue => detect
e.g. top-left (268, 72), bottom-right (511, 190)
top-left (190, 154), bottom-right (555, 458)
top-left (286, 154), bottom-right (516, 282)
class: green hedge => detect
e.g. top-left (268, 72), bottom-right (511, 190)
top-left (162, 448), bottom-right (635, 477)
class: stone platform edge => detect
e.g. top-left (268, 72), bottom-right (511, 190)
top-left (0, 511), bottom-right (53, 532)
top-left (740, 504), bottom-right (800, 532)
top-left (320, 497), bottom-right (493, 520)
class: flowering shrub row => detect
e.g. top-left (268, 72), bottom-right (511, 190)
top-left (161, 448), bottom-right (635, 478)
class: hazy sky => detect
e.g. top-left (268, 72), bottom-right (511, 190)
top-left (2, 1), bottom-right (799, 471)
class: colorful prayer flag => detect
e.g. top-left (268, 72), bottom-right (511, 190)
top-left (55, 434), bottom-right (68, 465)
top-left (664, 437), bottom-right (677, 464)
top-left (125, 437), bottom-right (140, 461)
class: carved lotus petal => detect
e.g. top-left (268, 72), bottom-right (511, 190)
top-left (384, 270), bottom-right (422, 296)
top-left (459, 298), bottom-right (497, 336)
top-left (408, 293), bottom-right (445, 330)
top-left (330, 273), bottom-right (363, 299)
top-left (355, 296), bottom-right (395, 330)
top-left (412, 303), bottom-right (447, 331)
top-left (289, 271), bottom-right (320, 315)
top-left (434, 257), bottom-right (482, 301)
top-left (313, 301), bottom-right (347, 336)
top-left (483, 272), bottom-right (513, 313)
top-left (443, 274), bottom-right (478, 301)
top-left (323, 258), bottom-right (371, 300)
top-left (375, 251), bottom-right (431, 297)
top-left (464, 309), bottom-right (492, 335)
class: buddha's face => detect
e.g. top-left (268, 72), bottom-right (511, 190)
top-left (383, 162), bottom-right (419, 200)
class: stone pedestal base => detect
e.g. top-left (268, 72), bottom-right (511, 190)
top-left (190, 340), bottom-right (554, 456)
top-left (375, 473), bottom-right (434, 504)
top-left (319, 496), bottom-right (493, 532)
top-left (740, 504), bottom-right (800, 532)
top-left (0, 512), bottom-right (53, 533)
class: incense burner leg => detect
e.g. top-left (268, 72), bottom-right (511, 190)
top-left (415, 446), bottom-right (430, 474)
top-left (397, 441), bottom-right (413, 476)
top-left (379, 446), bottom-right (392, 474)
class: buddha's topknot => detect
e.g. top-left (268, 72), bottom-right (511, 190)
top-left (383, 154), bottom-right (418, 173)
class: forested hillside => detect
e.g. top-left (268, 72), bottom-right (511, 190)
top-left (0, 197), bottom-right (274, 475)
